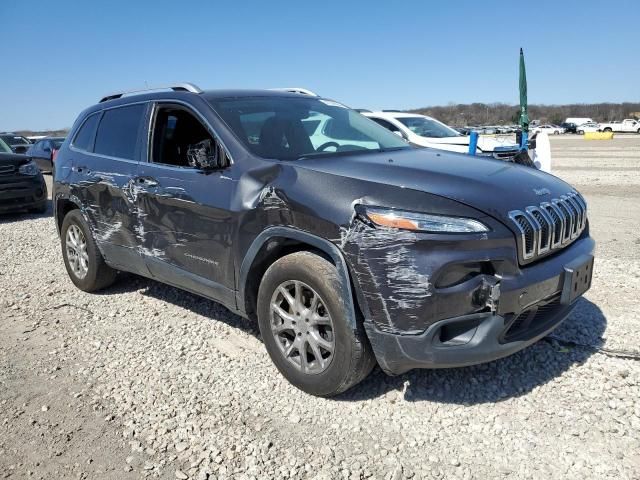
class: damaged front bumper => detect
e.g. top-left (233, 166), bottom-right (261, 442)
top-left (365, 303), bottom-right (576, 375)
top-left (350, 226), bottom-right (595, 375)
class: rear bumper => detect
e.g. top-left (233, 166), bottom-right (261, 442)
top-left (0, 176), bottom-right (47, 212)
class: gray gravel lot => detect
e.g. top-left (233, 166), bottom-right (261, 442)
top-left (1, 136), bottom-right (639, 479)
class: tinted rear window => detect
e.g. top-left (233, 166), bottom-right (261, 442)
top-left (73, 114), bottom-right (100, 151)
top-left (94, 104), bottom-right (145, 160)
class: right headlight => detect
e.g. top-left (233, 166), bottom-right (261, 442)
top-left (359, 206), bottom-right (489, 233)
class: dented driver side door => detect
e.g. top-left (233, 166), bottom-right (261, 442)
top-left (133, 102), bottom-right (237, 308)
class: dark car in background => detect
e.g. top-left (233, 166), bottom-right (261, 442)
top-left (26, 137), bottom-right (65, 173)
top-left (53, 84), bottom-right (594, 396)
top-left (561, 122), bottom-right (577, 134)
top-left (0, 133), bottom-right (32, 154)
top-left (0, 151), bottom-right (48, 214)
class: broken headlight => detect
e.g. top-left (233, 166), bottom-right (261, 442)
top-left (359, 206), bottom-right (489, 233)
top-left (18, 161), bottom-right (39, 176)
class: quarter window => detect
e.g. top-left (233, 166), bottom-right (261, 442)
top-left (72, 113), bottom-right (101, 152)
top-left (94, 104), bottom-right (145, 160)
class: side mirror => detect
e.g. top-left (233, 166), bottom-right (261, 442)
top-left (187, 139), bottom-right (228, 170)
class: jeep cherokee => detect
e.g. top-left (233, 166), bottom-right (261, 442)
top-left (53, 84), bottom-right (595, 396)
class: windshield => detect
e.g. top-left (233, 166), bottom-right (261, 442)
top-left (207, 96), bottom-right (410, 160)
top-left (396, 116), bottom-right (460, 138)
top-left (52, 138), bottom-right (65, 148)
top-left (0, 137), bottom-right (11, 153)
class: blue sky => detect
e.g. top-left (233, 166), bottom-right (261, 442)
top-left (1, 0), bottom-right (638, 131)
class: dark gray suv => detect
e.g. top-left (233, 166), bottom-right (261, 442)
top-left (53, 84), bottom-right (595, 396)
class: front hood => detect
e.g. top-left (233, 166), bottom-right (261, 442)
top-left (421, 136), bottom-right (518, 153)
top-left (297, 148), bottom-right (576, 224)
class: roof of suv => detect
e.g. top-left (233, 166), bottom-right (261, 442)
top-left (87, 87), bottom-right (325, 118)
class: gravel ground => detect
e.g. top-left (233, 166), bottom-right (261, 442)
top-left (1, 136), bottom-right (639, 479)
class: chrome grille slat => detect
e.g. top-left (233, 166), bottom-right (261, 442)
top-left (509, 191), bottom-right (587, 263)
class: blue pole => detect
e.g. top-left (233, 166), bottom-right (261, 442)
top-left (520, 131), bottom-right (528, 151)
top-left (468, 131), bottom-right (478, 156)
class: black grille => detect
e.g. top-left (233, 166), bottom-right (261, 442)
top-left (502, 296), bottom-right (563, 342)
top-left (0, 165), bottom-right (16, 176)
top-left (509, 192), bottom-right (587, 263)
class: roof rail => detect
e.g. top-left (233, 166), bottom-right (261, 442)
top-left (99, 83), bottom-right (203, 103)
top-left (269, 87), bottom-right (318, 96)
top-left (354, 108), bottom-right (372, 113)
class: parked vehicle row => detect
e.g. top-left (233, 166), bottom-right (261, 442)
top-left (0, 133), bottom-right (32, 154)
top-left (49, 84), bottom-right (594, 396)
top-left (362, 111), bottom-right (522, 162)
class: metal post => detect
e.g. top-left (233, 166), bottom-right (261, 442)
top-left (520, 131), bottom-right (528, 151)
top-left (468, 131), bottom-right (479, 156)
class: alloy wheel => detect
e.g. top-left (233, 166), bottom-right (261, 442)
top-left (270, 280), bottom-right (335, 374)
top-left (66, 224), bottom-right (89, 279)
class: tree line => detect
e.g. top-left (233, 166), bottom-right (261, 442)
top-left (409, 102), bottom-right (640, 126)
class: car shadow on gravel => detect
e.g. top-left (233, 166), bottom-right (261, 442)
top-left (0, 199), bottom-right (52, 223)
top-left (98, 273), bottom-right (261, 338)
top-left (337, 298), bottom-right (606, 405)
top-left (93, 275), bottom-right (605, 405)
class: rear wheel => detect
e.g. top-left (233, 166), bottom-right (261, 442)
top-left (578, 130), bottom-right (584, 135)
top-left (257, 251), bottom-right (375, 396)
top-left (61, 210), bottom-right (117, 292)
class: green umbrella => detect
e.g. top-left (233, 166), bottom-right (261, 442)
top-left (519, 47), bottom-right (529, 133)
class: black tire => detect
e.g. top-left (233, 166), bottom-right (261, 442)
top-left (578, 130), bottom-right (584, 135)
top-left (604, 128), bottom-right (612, 132)
top-left (61, 210), bottom-right (117, 292)
top-left (257, 251), bottom-right (375, 396)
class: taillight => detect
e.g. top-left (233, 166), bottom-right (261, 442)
top-left (52, 149), bottom-right (59, 163)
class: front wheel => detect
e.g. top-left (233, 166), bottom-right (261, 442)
top-left (257, 251), bottom-right (375, 396)
top-left (578, 130), bottom-right (584, 135)
top-left (603, 128), bottom-right (612, 132)
top-left (61, 210), bottom-right (117, 292)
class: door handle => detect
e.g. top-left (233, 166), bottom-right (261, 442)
top-left (73, 165), bottom-right (88, 173)
top-left (136, 176), bottom-right (158, 187)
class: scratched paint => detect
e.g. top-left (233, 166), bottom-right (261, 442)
top-left (258, 186), bottom-right (286, 211)
top-left (338, 219), bottom-right (432, 331)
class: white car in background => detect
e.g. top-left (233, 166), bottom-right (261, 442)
top-left (362, 111), bottom-right (520, 161)
top-left (532, 124), bottom-right (564, 135)
top-left (576, 122), bottom-right (600, 134)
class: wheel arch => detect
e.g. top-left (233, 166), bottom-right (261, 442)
top-left (55, 195), bottom-right (82, 235)
top-left (238, 227), bottom-right (358, 330)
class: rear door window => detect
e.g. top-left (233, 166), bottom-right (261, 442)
top-left (73, 113), bottom-right (101, 152)
top-left (94, 104), bottom-right (145, 160)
